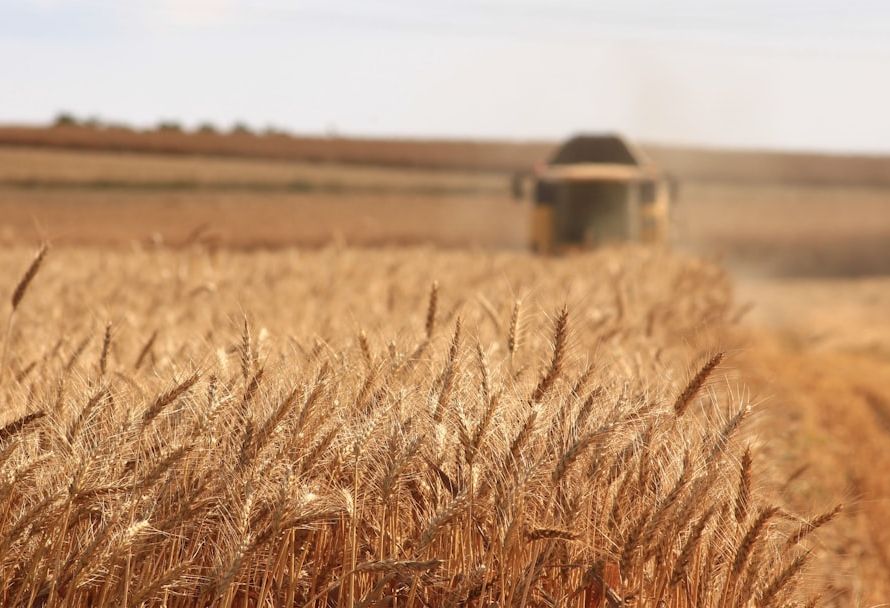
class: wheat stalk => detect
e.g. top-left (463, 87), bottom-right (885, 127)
top-left (734, 445), bottom-right (754, 523)
top-left (531, 306), bottom-right (568, 404)
top-left (673, 352), bottom-right (724, 416)
top-left (425, 281), bottom-right (439, 339)
top-left (2, 244), bottom-right (48, 381)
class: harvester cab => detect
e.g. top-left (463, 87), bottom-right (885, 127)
top-left (512, 134), bottom-right (671, 253)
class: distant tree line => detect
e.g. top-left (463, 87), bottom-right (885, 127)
top-left (52, 112), bottom-right (291, 137)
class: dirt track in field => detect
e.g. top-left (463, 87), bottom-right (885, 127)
top-left (734, 278), bottom-right (890, 606)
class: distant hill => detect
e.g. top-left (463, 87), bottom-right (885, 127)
top-left (1, 125), bottom-right (889, 185)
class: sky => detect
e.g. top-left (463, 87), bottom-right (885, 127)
top-left (2, 0), bottom-right (890, 153)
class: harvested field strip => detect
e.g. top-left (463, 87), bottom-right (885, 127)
top-left (0, 146), bottom-right (508, 193)
top-left (0, 178), bottom-right (505, 196)
top-left (0, 126), bottom-right (553, 172)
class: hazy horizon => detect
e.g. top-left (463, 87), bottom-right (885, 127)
top-left (3, 0), bottom-right (890, 154)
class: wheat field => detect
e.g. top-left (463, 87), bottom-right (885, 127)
top-left (0, 243), bottom-right (837, 607)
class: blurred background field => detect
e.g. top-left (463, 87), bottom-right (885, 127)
top-left (2, 128), bottom-right (889, 276)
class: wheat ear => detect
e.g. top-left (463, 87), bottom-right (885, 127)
top-left (2, 244), bottom-right (48, 382)
top-left (673, 352), bottom-right (724, 416)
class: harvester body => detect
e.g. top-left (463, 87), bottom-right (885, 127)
top-left (516, 135), bottom-right (670, 252)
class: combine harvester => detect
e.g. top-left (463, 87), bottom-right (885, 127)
top-left (513, 134), bottom-right (671, 251)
